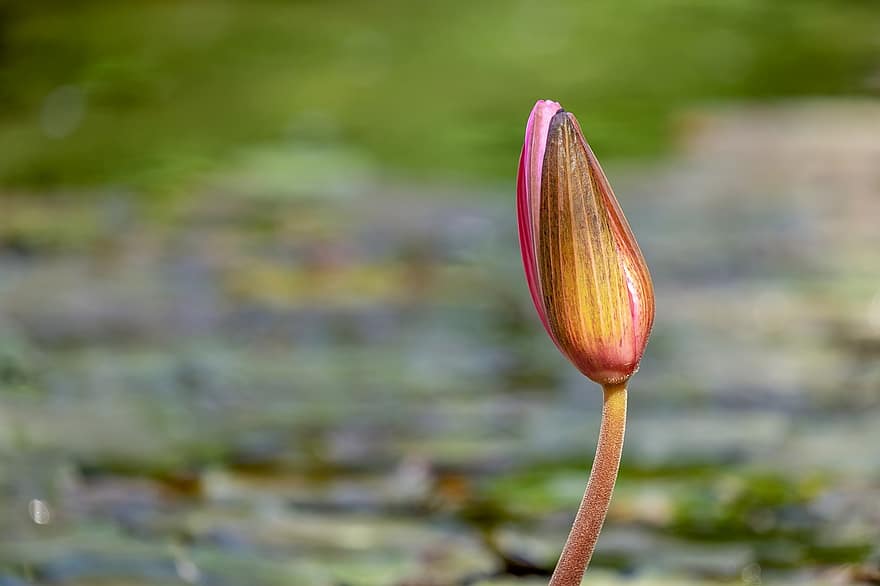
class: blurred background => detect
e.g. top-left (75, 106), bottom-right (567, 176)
top-left (1, 1), bottom-right (879, 585)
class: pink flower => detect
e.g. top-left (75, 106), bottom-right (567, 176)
top-left (517, 100), bottom-right (654, 385)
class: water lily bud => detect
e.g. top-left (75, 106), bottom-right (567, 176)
top-left (517, 100), bottom-right (654, 385)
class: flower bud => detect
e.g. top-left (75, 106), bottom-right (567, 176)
top-left (517, 100), bottom-right (654, 385)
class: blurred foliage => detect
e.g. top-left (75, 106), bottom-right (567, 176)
top-left (0, 0), bottom-right (878, 192)
top-left (1, 3), bottom-right (880, 583)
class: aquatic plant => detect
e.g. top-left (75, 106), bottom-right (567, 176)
top-left (517, 100), bottom-right (655, 585)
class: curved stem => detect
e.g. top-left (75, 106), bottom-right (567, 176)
top-left (548, 382), bottom-right (627, 586)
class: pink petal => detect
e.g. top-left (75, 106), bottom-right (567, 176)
top-left (517, 100), bottom-right (561, 339)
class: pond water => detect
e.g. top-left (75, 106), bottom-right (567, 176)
top-left (1, 103), bottom-right (879, 585)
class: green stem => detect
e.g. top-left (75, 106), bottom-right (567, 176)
top-left (548, 382), bottom-right (627, 586)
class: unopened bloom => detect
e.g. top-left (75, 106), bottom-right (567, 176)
top-left (517, 100), bottom-right (654, 385)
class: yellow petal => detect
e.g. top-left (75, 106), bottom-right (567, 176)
top-left (537, 111), bottom-right (653, 384)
